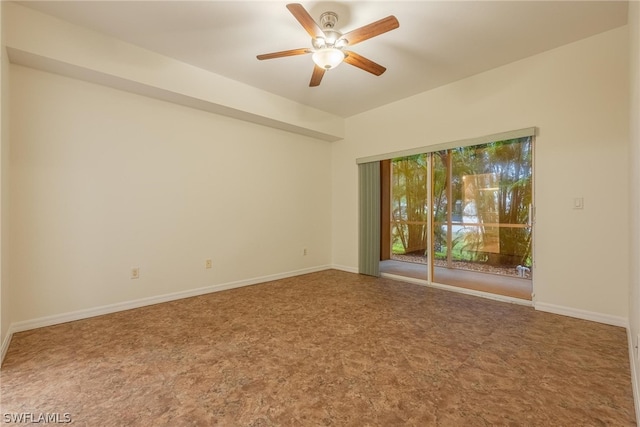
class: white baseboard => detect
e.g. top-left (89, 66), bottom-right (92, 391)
top-left (331, 264), bottom-right (358, 274)
top-left (626, 328), bottom-right (640, 426)
top-left (1, 329), bottom-right (13, 365)
top-left (534, 302), bottom-right (628, 327)
top-left (3, 265), bottom-right (332, 346)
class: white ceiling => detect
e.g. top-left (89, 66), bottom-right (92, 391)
top-left (18, 1), bottom-right (628, 117)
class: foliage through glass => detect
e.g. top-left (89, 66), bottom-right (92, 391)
top-left (390, 137), bottom-right (533, 277)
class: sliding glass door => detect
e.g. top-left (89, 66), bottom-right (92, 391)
top-left (390, 154), bottom-right (429, 265)
top-left (381, 136), bottom-right (533, 299)
top-left (432, 137), bottom-right (533, 283)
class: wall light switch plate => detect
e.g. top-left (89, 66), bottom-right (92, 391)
top-left (573, 197), bottom-right (584, 209)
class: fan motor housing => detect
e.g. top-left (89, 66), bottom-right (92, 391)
top-left (319, 12), bottom-right (338, 29)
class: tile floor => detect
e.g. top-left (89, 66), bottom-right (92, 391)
top-left (1, 270), bottom-right (636, 426)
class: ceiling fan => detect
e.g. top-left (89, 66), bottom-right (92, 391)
top-left (257, 3), bottom-right (399, 87)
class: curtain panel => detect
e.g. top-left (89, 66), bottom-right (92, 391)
top-left (358, 161), bottom-right (381, 277)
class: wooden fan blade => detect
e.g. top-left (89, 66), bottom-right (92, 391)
top-left (310, 65), bottom-right (325, 87)
top-left (341, 16), bottom-right (399, 46)
top-left (344, 51), bottom-right (386, 76)
top-left (286, 3), bottom-right (324, 39)
top-left (257, 48), bottom-right (311, 60)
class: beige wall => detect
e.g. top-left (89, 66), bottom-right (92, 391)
top-left (9, 65), bottom-right (332, 323)
top-left (4, 3), bottom-right (344, 142)
top-left (0, 0), bottom-right (10, 349)
top-left (628, 0), bottom-right (640, 417)
top-left (332, 26), bottom-right (630, 322)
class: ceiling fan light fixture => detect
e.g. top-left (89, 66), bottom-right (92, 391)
top-left (312, 37), bottom-right (326, 49)
top-left (257, 4), bottom-right (399, 86)
top-left (334, 38), bottom-right (348, 49)
top-left (312, 47), bottom-right (345, 70)
top-left (323, 29), bottom-right (342, 45)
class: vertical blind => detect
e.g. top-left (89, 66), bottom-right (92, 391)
top-left (358, 161), bottom-right (381, 277)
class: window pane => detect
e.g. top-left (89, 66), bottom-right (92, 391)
top-left (391, 154), bottom-right (428, 261)
top-left (434, 137), bottom-right (533, 277)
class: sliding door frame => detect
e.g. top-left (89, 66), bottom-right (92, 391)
top-left (358, 128), bottom-right (537, 296)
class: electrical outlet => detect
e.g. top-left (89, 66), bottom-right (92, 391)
top-left (303, 248), bottom-right (308, 256)
top-left (131, 267), bottom-right (140, 279)
top-left (205, 259), bottom-right (212, 269)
